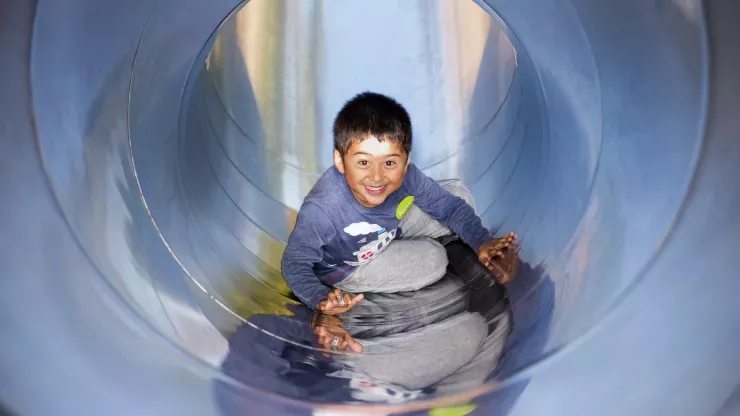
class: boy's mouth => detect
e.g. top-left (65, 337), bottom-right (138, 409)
top-left (364, 185), bottom-right (387, 195)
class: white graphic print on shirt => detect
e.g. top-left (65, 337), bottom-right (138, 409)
top-left (342, 223), bottom-right (398, 266)
top-left (343, 222), bottom-right (382, 236)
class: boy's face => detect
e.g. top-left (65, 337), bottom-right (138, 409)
top-left (334, 136), bottom-right (410, 208)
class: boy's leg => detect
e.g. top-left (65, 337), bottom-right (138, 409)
top-left (335, 180), bottom-right (474, 294)
top-left (334, 239), bottom-right (449, 294)
top-left (399, 179), bottom-right (476, 239)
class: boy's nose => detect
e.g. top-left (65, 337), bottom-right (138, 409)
top-left (370, 165), bottom-right (383, 182)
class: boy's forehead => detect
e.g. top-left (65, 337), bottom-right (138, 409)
top-left (349, 136), bottom-right (406, 157)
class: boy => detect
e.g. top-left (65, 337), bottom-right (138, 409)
top-left (281, 92), bottom-right (517, 315)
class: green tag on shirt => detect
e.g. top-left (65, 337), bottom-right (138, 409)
top-left (396, 196), bottom-right (415, 220)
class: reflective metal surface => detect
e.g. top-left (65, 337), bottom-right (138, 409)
top-left (2, 0), bottom-right (740, 415)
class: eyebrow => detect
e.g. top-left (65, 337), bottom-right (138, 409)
top-left (353, 151), bottom-right (403, 158)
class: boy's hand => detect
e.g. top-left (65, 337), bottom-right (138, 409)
top-left (318, 289), bottom-right (364, 315)
top-left (478, 232), bottom-right (519, 284)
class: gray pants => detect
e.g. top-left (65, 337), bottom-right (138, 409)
top-left (335, 180), bottom-right (475, 294)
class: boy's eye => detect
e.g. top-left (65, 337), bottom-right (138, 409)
top-left (385, 161), bottom-right (396, 167)
top-left (358, 160), bottom-right (369, 166)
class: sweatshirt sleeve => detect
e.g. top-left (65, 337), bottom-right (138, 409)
top-left (404, 164), bottom-right (493, 251)
top-left (281, 203), bottom-right (337, 309)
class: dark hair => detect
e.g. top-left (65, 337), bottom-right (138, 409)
top-left (333, 92), bottom-right (412, 157)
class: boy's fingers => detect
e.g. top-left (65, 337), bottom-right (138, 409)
top-left (502, 232), bottom-right (517, 244)
top-left (327, 292), bottom-right (339, 307)
top-left (351, 293), bottom-right (364, 304)
top-left (349, 340), bottom-right (363, 353)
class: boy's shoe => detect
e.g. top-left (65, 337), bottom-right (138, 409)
top-left (434, 233), bottom-right (461, 247)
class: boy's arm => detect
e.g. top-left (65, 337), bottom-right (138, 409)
top-left (281, 203), bottom-right (337, 309)
top-left (405, 164), bottom-right (493, 251)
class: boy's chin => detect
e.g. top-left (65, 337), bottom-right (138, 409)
top-left (360, 193), bottom-right (388, 207)
top-left (362, 197), bottom-right (386, 207)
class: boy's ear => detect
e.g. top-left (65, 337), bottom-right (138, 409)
top-left (334, 149), bottom-right (346, 174)
top-left (404, 152), bottom-right (411, 172)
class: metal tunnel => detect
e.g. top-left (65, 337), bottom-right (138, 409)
top-left (2, 0), bottom-right (740, 415)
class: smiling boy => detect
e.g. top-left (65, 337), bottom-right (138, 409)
top-left (281, 92), bottom-right (516, 314)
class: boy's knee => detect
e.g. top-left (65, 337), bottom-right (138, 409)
top-left (417, 239), bottom-right (449, 276)
top-left (439, 179), bottom-right (475, 209)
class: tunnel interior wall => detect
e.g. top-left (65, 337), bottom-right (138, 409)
top-left (2, 0), bottom-right (740, 416)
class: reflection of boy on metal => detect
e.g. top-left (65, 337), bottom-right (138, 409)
top-left (220, 280), bottom-right (511, 408)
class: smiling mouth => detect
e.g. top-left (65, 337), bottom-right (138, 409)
top-left (364, 185), bottom-right (387, 195)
